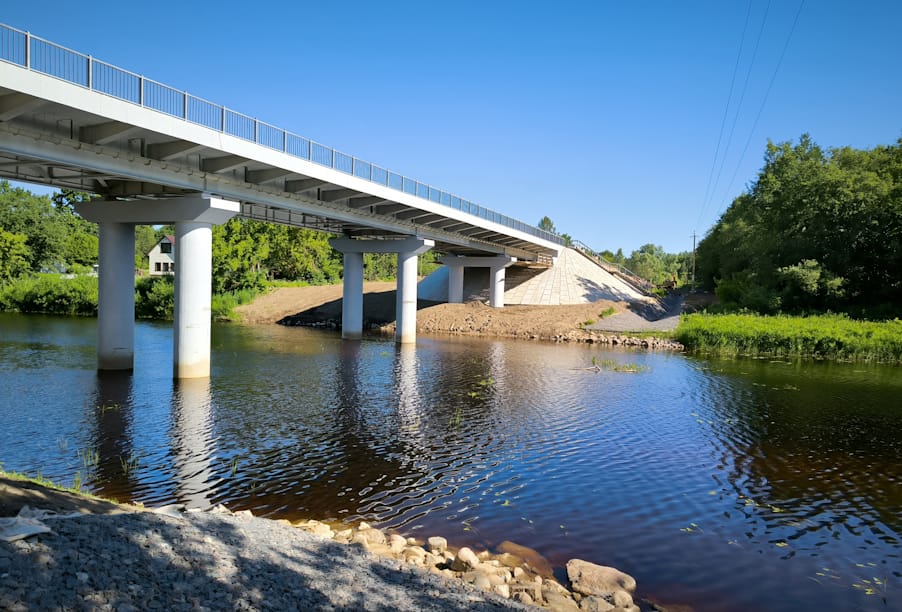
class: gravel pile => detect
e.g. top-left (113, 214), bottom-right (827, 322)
top-left (0, 509), bottom-right (532, 611)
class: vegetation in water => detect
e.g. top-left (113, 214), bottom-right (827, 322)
top-left (675, 312), bottom-right (902, 362)
top-left (582, 356), bottom-right (648, 373)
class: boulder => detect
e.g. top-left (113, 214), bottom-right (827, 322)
top-left (579, 596), bottom-right (615, 612)
top-left (449, 547), bottom-right (480, 572)
top-left (427, 536), bottom-right (447, 555)
top-left (566, 559), bottom-right (636, 596)
top-left (543, 591), bottom-right (581, 612)
top-left (388, 534), bottom-right (407, 554)
top-left (358, 527), bottom-right (386, 546)
top-left (497, 541), bottom-right (553, 576)
top-left (612, 589), bottom-right (634, 607)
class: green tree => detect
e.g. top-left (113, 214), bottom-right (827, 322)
top-left (0, 230), bottom-right (31, 281)
top-left (696, 134), bottom-right (902, 315)
top-left (538, 216), bottom-right (556, 233)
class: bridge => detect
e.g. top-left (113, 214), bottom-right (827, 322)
top-left (0, 23), bottom-right (566, 377)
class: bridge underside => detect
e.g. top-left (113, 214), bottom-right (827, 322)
top-left (0, 82), bottom-right (557, 262)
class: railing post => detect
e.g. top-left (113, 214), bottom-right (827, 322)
top-left (24, 31), bottom-right (30, 68)
top-left (254, 119), bottom-right (258, 143)
top-left (87, 55), bottom-right (92, 89)
top-left (282, 130), bottom-right (287, 152)
top-left (182, 92), bottom-right (187, 119)
top-left (138, 76), bottom-right (144, 105)
top-left (221, 106), bottom-right (225, 132)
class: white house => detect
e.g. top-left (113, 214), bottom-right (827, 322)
top-left (148, 235), bottom-right (175, 275)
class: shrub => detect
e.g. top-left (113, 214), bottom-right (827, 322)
top-left (0, 274), bottom-right (98, 315)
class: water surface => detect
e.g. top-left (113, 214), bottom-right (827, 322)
top-left (0, 313), bottom-right (899, 611)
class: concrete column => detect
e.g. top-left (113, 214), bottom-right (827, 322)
top-left (447, 263), bottom-right (464, 304)
top-left (330, 236), bottom-right (433, 345)
top-left (173, 221), bottom-right (213, 379)
top-left (490, 264), bottom-right (507, 308)
top-left (97, 222), bottom-right (135, 370)
top-left (396, 249), bottom-right (420, 344)
top-left (341, 251), bottom-right (364, 340)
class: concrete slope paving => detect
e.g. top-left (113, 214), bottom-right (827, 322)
top-left (420, 248), bottom-right (651, 306)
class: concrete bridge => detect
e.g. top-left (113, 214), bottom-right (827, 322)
top-left (0, 23), bottom-right (565, 377)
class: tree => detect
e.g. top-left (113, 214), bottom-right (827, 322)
top-left (696, 134), bottom-right (902, 314)
top-left (0, 230), bottom-right (30, 281)
top-left (537, 216), bottom-right (557, 233)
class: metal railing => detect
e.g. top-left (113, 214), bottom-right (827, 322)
top-left (571, 240), bottom-right (654, 293)
top-left (0, 22), bottom-right (564, 246)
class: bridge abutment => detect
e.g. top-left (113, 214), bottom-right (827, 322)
top-left (440, 255), bottom-right (516, 307)
top-left (77, 194), bottom-right (239, 379)
top-left (330, 237), bottom-right (434, 344)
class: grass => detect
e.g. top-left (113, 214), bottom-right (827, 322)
top-left (0, 467), bottom-right (110, 501)
top-left (675, 312), bottom-right (902, 362)
top-left (599, 306), bottom-right (617, 319)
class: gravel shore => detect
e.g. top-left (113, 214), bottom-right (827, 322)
top-left (1, 508), bottom-right (533, 611)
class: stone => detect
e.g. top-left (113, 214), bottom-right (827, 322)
top-left (333, 528), bottom-right (353, 543)
top-left (402, 546), bottom-right (427, 565)
top-left (512, 591), bottom-right (534, 605)
top-left (612, 590), bottom-right (634, 608)
top-left (513, 567), bottom-right (525, 579)
top-left (450, 547), bottom-right (480, 572)
top-left (579, 596), bottom-right (616, 612)
top-left (427, 536), bottom-right (447, 555)
top-left (497, 540), bottom-right (553, 576)
top-left (566, 559), bottom-right (637, 596)
top-left (493, 584), bottom-right (511, 599)
top-left (543, 591), bottom-right (581, 612)
top-left (296, 520), bottom-right (335, 539)
top-left (358, 527), bottom-right (386, 546)
top-left (473, 574), bottom-right (492, 590)
top-left (388, 534), bottom-right (407, 554)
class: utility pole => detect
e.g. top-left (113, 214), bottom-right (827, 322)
top-left (691, 232), bottom-right (697, 292)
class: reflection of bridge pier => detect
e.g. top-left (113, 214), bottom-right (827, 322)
top-left (170, 378), bottom-right (215, 509)
top-left (88, 371), bottom-right (136, 500)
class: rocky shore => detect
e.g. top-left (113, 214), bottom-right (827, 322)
top-left (1, 476), bottom-right (641, 612)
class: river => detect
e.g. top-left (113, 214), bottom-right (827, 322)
top-left (0, 312), bottom-right (899, 611)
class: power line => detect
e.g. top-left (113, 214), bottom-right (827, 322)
top-left (699, 0), bottom-right (753, 219)
top-left (697, 0), bottom-right (772, 231)
top-left (716, 0), bottom-right (806, 216)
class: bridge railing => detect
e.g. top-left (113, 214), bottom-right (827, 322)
top-left (571, 240), bottom-right (654, 293)
top-left (0, 22), bottom-right (564, 247)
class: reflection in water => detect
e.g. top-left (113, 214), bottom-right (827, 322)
top-left (171, 378), bottom-right (215, 509)
top-left (1, 315), bottom-right (900, 612)
top-left (90, 372), bottom-right (135, 499)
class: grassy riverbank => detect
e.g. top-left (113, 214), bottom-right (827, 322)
top-left (675, 312), bottom-right (902, 362)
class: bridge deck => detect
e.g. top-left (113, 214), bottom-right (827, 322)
top-left (0, 23), bottom-right (562, 261)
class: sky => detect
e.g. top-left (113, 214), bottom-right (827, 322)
top-left (3, 1), bottom-right (900, 255)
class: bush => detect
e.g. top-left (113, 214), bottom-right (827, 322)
top-left (134, 276), bottom-right (174, 320)
top-left (0, 274), bottom-right (98, 315)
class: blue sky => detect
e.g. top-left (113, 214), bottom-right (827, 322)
top-left (4, 1), bottom-right (900, 255)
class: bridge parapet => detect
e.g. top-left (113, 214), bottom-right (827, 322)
top-left (0, 22), bottom-right (563, 248)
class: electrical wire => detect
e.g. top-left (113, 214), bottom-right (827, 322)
top-left (715, 0), bottom-right (806, 216)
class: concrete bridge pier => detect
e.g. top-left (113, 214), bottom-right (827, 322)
top-left (440, 255), bottom-right (517, 307)
top-left (330, 237), bottom-right (434, 343)
top-left (77, 194), bottom-right (239, 378)
top-left (97, 222), bottom-right (137, 370)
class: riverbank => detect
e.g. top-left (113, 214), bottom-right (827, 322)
top-left (237, 284), bottom-right (684, 350)
top-left (1, 473), bottom-right (642, 611)
top-left (676, 312), bottom-right (902, 362)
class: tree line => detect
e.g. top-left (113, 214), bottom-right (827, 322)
top-left (695, 134), bottom-right (902, 317)
top-left (0, 180), bottom-right (439, 310)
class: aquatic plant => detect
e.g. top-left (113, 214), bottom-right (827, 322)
top-left (77, 447), bottom-right (99, 469)
top-left (119, 454), bottom-right (139, 476)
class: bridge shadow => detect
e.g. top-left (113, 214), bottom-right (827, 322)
top-left (278, 290), bottom-right (441, 328)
